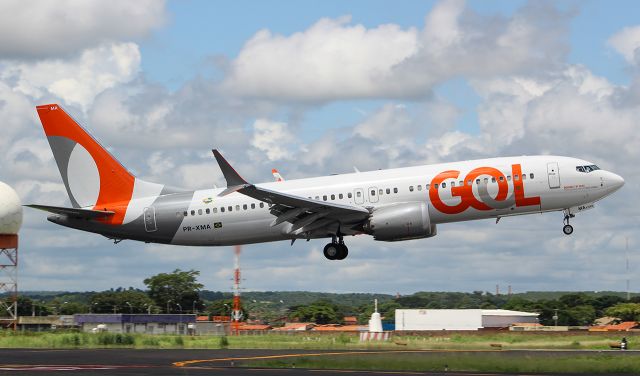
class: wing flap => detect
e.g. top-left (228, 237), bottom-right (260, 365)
top-left (26, 204), bottom-right (115, 219)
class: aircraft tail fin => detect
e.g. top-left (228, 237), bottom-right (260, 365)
top-left (36, 104), bottom-right (136, 222)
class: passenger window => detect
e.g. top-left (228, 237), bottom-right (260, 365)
top-left (315, 196), bottom-right (319, 200)
top-left (251, 203), bottom-right (255, 209)
top-left (370, 190), bottom-right (376, 196)
top-left (451, 182), bottom-right (455, 187)
top-left (339, 193), bottom-right (344, 199)
top-left (459, 180), bottom-right (463, 186)
top-left (507, 176), bottom-right (511, 181)
top-left (235, 205), bottom-right (240, 211)
top-left (323, 195), bottom-right (327, 201)
top-left (441, 182), bottom-right (446, 188)
top-left (514, 175), bottom-right (519, 181)
top-left (530, 173), bottom-right (534, 179)
top-left (183, 211), bottom-right (188, 217)
top-left (349, 192), bottom-right (353, 198)
top-left (434, 183), bottom-right (439, 189)
top-left (213, 208), bottom-right (217, 213)
top-left (522, 174), bottom-right (526, 180)
top-left (483, 178), bottom-right (488, 184)
top-left (206, 208), bottom-right (210, 214)
top-left (499, 176), bottom-right (504, 182)
top-left (426, 184), bottom-right (431, 190)
top-left (467, 180), bottom-right (472, 186)
top-left (417, 185), bottom-right (422, 191)
top-left (331, 194), bottom-right (335, 200)
top-left (409, 186), bottom-right (414, 192)
top-left (393, 188), bottom-right (398, 193)
top-left (191, 210), bottom-right (195, 216)
top-left (220, 207), bottom-right (225, 213)
top-left (476, 179), bottom-right (480, 185)
top-left (259, 203), bottom-right (264, 208)
top-left (228, 206), bottom-right (233, 212)
top-left (379, 189), bottom-right (383, 195)
top-left (243, 204), bottom-right (247, 210)
top-left (491, 177), bottom-right (496, 183)
top-left (385, 188), bottom-right (390, 194)
top-left (356, 191), bottom-right (361, 197)
top-left (198, 209), bottom-right (203, 215)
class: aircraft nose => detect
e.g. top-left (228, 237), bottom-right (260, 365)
top-left (607, 172), bottom-right (625, 192)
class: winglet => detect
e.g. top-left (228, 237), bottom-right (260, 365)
top-left (213, 150), bottom-right (252, 196)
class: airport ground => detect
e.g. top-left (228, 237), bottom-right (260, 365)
top-left (1, 332), bottom-right (640, 375)
top-left (1, 348), bottom-right (639, 376)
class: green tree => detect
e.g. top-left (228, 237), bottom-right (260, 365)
top-left (290, 300), bottom-right (340, 324)
top-left (605, 303), bottom-right (640, 321)
top-left (90, 289), bottom-right (155, 314)
top-left (144, 269), bottom-right (204, 313)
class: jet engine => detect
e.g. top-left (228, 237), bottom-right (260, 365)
top-left (363, 202), bottom-right (437, 241)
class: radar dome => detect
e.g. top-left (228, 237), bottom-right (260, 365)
top-left (0, 181), bottom-right (22, 234)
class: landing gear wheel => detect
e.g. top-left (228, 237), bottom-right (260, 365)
top-left (323, 243), bottom-right (339, 260)
top-left (562, 209), bottom-right (575, 236)
top-left (563, 224), bottom-right (574, 235)
top-left (335, 243), bottom-right (348, 260)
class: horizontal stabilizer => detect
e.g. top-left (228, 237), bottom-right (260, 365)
top-left (26, 204), bottom-right (115, 219)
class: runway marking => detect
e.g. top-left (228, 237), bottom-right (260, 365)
top-left (173, 349), bottom-right (503, 367)
top-left (0, 364), bottom-right (156, 372)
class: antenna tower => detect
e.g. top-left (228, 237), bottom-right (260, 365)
top-left (232, 245), bottom-right (243, 335)
top-left (0, 235), bottom-right (18, 330)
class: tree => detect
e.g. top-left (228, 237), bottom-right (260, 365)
top-left (90, 289), bottom-right (155, 314)
top-left (605, 303), bottom-right (640, 322)
top-left (144, 269), bottom-right (204, 313)
top-left (290, 300), bottom-right (340, 324)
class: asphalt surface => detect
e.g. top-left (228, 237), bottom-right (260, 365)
top-left (0, 348), bottom-right (638, 376)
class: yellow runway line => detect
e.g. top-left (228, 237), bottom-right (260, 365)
top-left (173, 349), bottom-right (503, 367)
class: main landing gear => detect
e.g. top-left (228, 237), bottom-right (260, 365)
top-left (563, 209), bottom-right (575, 235)
top-left (323, 235), bottom-right (348, 260)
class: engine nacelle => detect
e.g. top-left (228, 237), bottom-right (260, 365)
top-left (363, 202), bottom-right (437, 241)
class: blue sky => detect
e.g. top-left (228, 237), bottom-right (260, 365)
top-left (1, 0), bottom-right (639, 293)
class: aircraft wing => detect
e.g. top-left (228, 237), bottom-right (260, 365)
top-left (212, 150), bottom-right (369, 236)
top-left (25, 204), bottom-right (115, 219)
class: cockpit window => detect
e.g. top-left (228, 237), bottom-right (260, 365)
top-left (576, 165), bottom-right (600, 173)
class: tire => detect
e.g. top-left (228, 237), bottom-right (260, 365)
top-left (323, 243), bottom-right (339, 260)
top-left (563, 224), bottom-right (573, 235)
top-left (335, 244), bottom-right (348, 260)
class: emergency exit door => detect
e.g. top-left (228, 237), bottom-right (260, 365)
top-left (547, 162), bottom-right (560, 189)
top-left (143, 207), bottom-right (157, 232)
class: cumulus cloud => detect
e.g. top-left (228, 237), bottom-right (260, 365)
top-left (608, 25), bottom-right (640, 65)
top-left (251, 119), bottom-right (297, 161)
top-left (2, 42), bottom-right (141, 109)
top-left (0, 0), bottom-right (166, 59)
top-left (223, 0), bottom-right (571, 102)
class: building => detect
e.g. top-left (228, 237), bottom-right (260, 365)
top-left (18, 315), bottom-right (76, 331)
top-left (74, 314), bottom-right (196, 334)
top-left (395, 309), bottom-right (538, 331)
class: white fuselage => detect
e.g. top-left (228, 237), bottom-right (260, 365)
top-left (164, 155), bottom-right (623, 246)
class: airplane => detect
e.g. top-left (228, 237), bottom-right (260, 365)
top-left (28, 104), bottom-right (625, 260)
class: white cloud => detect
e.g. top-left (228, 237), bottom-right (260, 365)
top-left (251, 119), bottom-right (297, 161)
top-left (0, 0), bottom-right (166, 59)
top-left (608, 25), bottom-right (640, 65)
top-left (223, 0), bottom-right (570, 102)
top-left (2, 42), bottom-right (141, 109)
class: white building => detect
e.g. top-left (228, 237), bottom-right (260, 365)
top-left (395, 309), bottom-right (538, 331)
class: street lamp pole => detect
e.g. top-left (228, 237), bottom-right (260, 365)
top-left (125, 301), bottom-right (133, 314)
top-left (192, 300), bottom-right (197, 315)
top-left (166, 300), bottom-right (172, 314)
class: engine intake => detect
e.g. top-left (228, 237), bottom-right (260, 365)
top-left (364, 202), bottom-right (437, 241)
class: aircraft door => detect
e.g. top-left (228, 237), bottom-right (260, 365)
top-left (354, 188), bottom-right (365, 204)
top-left (368, 187), bottom-right (379, 203)
top-left (547, 162), bottom-right (560, 189)
top-left (143, 207), bottom-right (157, 232)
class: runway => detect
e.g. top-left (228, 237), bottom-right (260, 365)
top-left (0, 348), bottom-right (637, 375)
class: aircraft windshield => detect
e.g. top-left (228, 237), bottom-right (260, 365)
top-left (576, 165), bottom-right (600, 173)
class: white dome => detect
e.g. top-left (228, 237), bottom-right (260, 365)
top-left (0, 181), bottom-right (22, 234)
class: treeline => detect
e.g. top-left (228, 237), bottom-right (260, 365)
top-left (5, 270), bottom-right (640, 326)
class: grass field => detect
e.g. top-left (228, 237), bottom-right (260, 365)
top-left (0, 330), bottom-right (636, 351)
top-left (244, 352), bottom-right (640, 374)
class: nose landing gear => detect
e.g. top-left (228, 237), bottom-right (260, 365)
top-left (323, 235), bottom-right (348, 260)
top-left (563, 210), bottom-right (574, 235)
